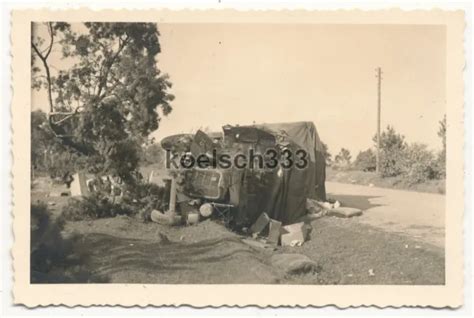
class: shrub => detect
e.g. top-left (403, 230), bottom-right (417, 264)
top-left (435, 149), bottom-right (446, 179)
top-left (379, 148), bottom-right (405, 177)
top-left (31, 202), bottom-right (106, 283)
top-left (354, 148), bottom-right (376, 172)
top-left (373, 126), bottom-right (406, 177)
top-left (402, 143), bottom-right (438, 184)
top-left (31, 202), bottom-right (87, 282)
top-left (31, 203), bottom-right (66, 276)
top-left (61, 182), bottom-right (167, 222)
top-left (122, 182), bottom-right (168, 222)
top-left (61, 193), bottom-right (134, 221)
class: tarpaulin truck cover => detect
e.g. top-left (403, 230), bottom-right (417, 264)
top-left (225, 121), bottom-right (326, 225)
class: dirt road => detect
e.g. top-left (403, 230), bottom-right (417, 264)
top-left (326, 181), bottom-right (445, 248)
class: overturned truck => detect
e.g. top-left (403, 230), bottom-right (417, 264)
top-left (159, 121), bottom-right (326, 227)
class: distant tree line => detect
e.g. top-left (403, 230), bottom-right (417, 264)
top-left (322, 116), bottom-right (446, 184)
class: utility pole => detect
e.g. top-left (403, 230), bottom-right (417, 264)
top-left (375, 67), bottom-right (382, 174)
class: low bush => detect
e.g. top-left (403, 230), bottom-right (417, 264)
top-left (353, 142), bottom-right (444, 184)
top-left (31, 202), bottom-right (107, 283)
top-left (31, 202), bottom-right (67, 276)
top-left (122, 182), bottom-right (168, 222)
top-left (61, 193), bottom-right (134, 221)
top-left (354, 149), bottom-right (376, 172)
top-left (435, 149), bottom-right (446, 179)
top-left (61, 182), bottom-right (168, 222)
top-left (379, 149), bottom-right (406, 178)
top-left (401, 143), bottom-right (438, 184)
top-left (31, 202), bottom-right (90, 282)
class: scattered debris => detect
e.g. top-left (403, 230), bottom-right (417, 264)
top-left (322, 202), bottom-right (333, 210)
top-left (186, 212), bottom-right (200, 226)
top-left (241, 238), bottom-right (275, 251)
top-left (327, 207), bottom-right (363, 218)
top-left (250, 212), bottom-right (270, 235)
top-left (306, 198), bottom-right (323, 214)
top-left (271, 253), bottom-right (320, 275)
top-left (281, 222), bottom-right (312, 247)
top-left (289, 240), bottom-right (303, 247)
top-left (70, 172), bottom-right (90, 197)
top-left (267, 219), bottom-right (282, 245)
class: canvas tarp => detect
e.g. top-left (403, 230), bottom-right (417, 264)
top-left (225, 121), bottom-right (326, 225)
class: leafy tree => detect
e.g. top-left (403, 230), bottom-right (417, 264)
top-left (31, 23), bottom-right (174, 183)
top-left (373, 125), bottom-right (406, 177)
top-left (354, 148), bottom-right (376, 172)
top-left (334, 148), bottom-right (351, 166)
top-left (31, 110), bottom-right (78, 178)
top-left (403, 143), bottom-right (437, 184)
top-left (141, 142), bottom-right (165, 166)
top-left (31, 110), bottom-right (54, 170)
top-left (31, 23), bottom-right (71, 112)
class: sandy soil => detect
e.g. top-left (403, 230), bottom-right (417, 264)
top-left (327, 181), bottom-right (445, 248)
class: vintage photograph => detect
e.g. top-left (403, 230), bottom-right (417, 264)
top-left (29, 21), bottom-right (448, 285)
top-left (11, 9), bottom-right (464, 307)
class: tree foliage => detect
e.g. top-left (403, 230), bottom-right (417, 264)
top-left (354, 148), bottom-right (376, 172)
top-left (31, 23), bottom-right (174, 183)
top-left (402, 143), bottom-right (438, 184)
top-left (31, 110), bottom-right (78, 178)
top-left (334, 148), bottom-right (351, 166)
top-left (373, 125), bottom-right (406, 177)
top-left (141, 142), bottom-right (165, 166)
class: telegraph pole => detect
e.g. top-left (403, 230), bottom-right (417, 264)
top-left (375, 67), bottom-right (382, 174)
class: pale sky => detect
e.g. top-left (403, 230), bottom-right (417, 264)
top-left (32, 23), bottom-right (446, 156)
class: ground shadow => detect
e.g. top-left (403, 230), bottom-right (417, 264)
top-left (43, 232), bottom-right (278, 284)
top-left (326, 193), bottom-right (383, 211)
top-left (31, 232), bottom-right (110, 284)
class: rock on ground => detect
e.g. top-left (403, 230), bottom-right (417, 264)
top-left (271, 253), bottom-right (320, 275)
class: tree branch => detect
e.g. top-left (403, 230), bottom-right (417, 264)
top-left (96, 35), bottom-right (130, 98)
top-left (44, 22), bottom-right (54, 59)
top-left (32, 42), bottom-right (54, 113)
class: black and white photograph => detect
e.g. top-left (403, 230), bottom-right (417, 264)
top-left (29, 20), bottom-right (449, 285)
top-left (8, 8), bottom-right (466, 308)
